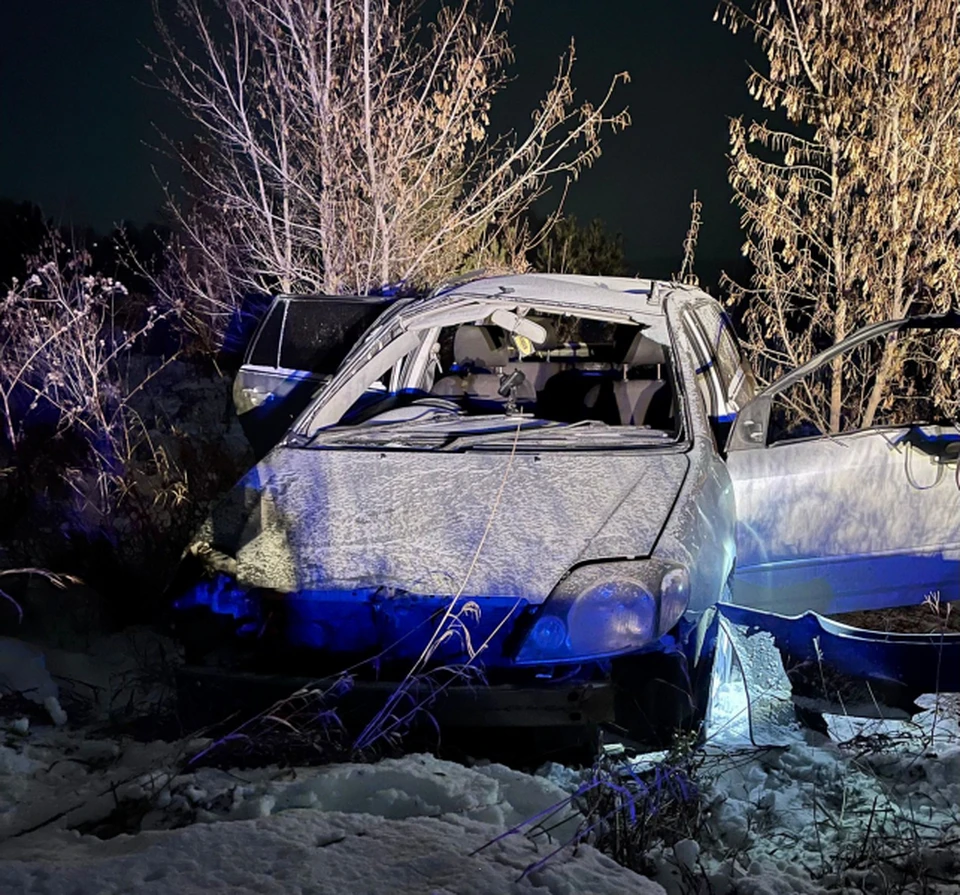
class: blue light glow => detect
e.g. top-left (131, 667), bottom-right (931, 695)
top-left (175, 582), bottom-right (529, 667)
top-left (174, 573), bottom-right (260, 621)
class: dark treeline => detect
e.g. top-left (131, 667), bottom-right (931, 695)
top-left (0, 198), bottom-right (170, 297)
top-left (0, 197), bottom-right (750, 301)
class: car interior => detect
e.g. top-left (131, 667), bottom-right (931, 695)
top-left (420, 314), bottom-right (676, 430)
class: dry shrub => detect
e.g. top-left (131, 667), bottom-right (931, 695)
top-left (0, 236), bottom-right (250, 618)
top-left (0, 234), bottom-right (181, 512)
top-left (720, 0), bottom-right (960, 432)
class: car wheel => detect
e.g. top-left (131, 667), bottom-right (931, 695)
top-left (611, 584), bottom-right (730, 750)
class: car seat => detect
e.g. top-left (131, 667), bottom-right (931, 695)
top-left (583, 331), bottom-right (668, 426)
top-left (431, 325), bottom-right (537, 407)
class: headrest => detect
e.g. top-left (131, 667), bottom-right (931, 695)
top-left (621, 330), bottom-right (667, 366)
top-left (454, 325), bottom-right (510, 370)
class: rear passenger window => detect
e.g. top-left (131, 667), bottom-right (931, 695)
top-left (279, 300), bottom-right (387, 374)
top-left (694, 303), bottom-right (755, 409)
top-left (245, 297), bottom-right (391, 373)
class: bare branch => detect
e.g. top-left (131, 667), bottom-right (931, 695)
top-left (151, 0), bottom-right (628, 345)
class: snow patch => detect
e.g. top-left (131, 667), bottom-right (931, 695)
top-left (0, 636), bottom-right (66, 725)
top-left (0, 748), bottom-right (664, 895)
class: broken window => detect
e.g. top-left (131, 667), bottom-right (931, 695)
top-left (331, 312), bottom-right (677, 434)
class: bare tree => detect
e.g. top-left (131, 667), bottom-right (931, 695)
top-left (719, 0), bottom-right (960, 432)
top-left (152, 0), bottom-right (629, 343)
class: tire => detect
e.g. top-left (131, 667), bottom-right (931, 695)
top-left (611, 584), bottom-right (730, 750)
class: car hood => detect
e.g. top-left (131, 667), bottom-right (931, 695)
top-left (189, 446), bottom-right (689, 602)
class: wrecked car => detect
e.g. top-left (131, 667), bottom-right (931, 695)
top-left (174, 274), bottom-right (960, 746)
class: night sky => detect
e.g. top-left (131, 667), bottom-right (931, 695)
top-left (0, 1), bottom-right (758, 283)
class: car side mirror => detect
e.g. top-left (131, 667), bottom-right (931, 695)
top-left (726, 396), bottom-right (771, 452)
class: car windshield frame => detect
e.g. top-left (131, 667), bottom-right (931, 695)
top-left (289, 291), bottom-right (691, 451)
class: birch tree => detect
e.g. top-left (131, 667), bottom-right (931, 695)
top-left (719, 0), bottom-right (960, 432)
top-left (152, 0), bottom-right (629, 342)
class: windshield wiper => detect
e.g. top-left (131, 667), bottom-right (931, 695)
top-left (436, 418), bottom-right (575, 451)
top-left (451, 420), bottom-right (680, 450)
top-left (304, 414), bottom-right (556, 449)
top-left (302, 415), bottom-right (678, 451)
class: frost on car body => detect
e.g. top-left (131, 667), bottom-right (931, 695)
top-left (183, 277), bottom-right (732, 672)
top-left (727, 313), bottom-right (960, 616)
top-left (174, 275), bottom-right (960, 741)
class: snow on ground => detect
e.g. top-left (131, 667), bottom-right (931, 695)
top-left (0, 805), bottom-right (657, 895)
top-left (644, 693), bottom-right (960, 895)
top-left (0, 625), bottom-right (177, 729)
top-left (1, 632), bottom-right (959, 894)
top-left (0, 736), bottom-right (661, 895)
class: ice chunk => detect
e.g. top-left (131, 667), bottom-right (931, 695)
top-left (672, 838), bottom-right (699, 872)
top-left (42, 696), bottom-right (67, 727)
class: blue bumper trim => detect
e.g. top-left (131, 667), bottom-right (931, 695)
top-left (718, 603), bottom-right (960, 696)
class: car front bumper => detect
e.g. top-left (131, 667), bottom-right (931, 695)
top-left (176, 664), bottom-right (615, 732)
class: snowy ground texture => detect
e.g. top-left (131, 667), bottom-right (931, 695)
top-left (1, 632), bottom-right (959, 894)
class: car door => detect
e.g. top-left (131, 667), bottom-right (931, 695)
top-left (725, 314), bottom-right (960, 616)
top-left (234, 294), bottom-right (394, 455)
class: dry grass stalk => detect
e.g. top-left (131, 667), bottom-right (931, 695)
top-left (676, 190), bottom-right (702, 287)
top-left (0, 234), bottom-right (183, 519)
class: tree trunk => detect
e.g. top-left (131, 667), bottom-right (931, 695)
top-left (861, 338), bottom-right (898, 430)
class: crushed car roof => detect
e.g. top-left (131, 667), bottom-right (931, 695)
top-left (431, 273), bottom-right (701, 315)
top-left (361, 274), bottom-right (709, 346)
top-left (292, 274), bottom-right (708, 435)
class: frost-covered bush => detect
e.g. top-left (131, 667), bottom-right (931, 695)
top-left (0, 236), bottom-right (178, 515)
top-left (0, 236), bottom-right (250, 622)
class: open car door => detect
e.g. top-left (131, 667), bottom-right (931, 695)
top-left (234, 294), bottom-right (395, 456)
top-left (725, 313), bottom-right (960, 616)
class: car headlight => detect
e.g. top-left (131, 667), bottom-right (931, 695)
top-left (659, 566), bottom-right (691, 633)
top-left (514, 560), bottom-right (690, 665)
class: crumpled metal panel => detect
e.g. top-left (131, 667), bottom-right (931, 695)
top-left (717, 603), bottom-right (960, 711)
top-left (729, 427), bottom-right (960, 614)
top-left (192, 445), bottom-right (689, 601)
top-left (708, 608), bottom-right (805, 747)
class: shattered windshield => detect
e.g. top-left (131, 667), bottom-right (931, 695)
top-left (302, 307), bottom-right (685, 450)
